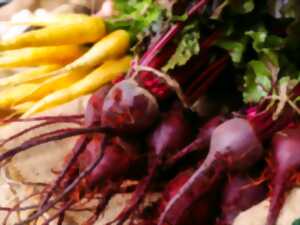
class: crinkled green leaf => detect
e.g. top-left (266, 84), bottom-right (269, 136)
top-left (292, 218), bottom-right (300, 225)
top-left (216, 38), bottom-right (247, 63)
top-left (228, 0), bottom-right (255, 14)
top-left (106, 0), bottom-right (164, 40)
top-left (243, 60), bottom-right (273, 103)
top-left (163, 23), bottom-right (200, 72)
top-left (245, 26), bottom-right (268, 52)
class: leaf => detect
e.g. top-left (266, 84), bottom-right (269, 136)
top-left (106, 0), bottom-right (164, 40)
top-left (243, 60), bottom-right (273, 103)
top-left (228, 0), bottom-right (255, 14)
top-left (216, 38), bottom-right (247, 63)
top-left (292, 218), bottom-right (300, 225)
top-left (162, 22), bottom-right (200, 72)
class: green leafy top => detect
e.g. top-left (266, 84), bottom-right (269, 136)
top-left (292, 218), bottom-right (300, 225)
top-left (163, 22), bottom-right (201, 72)
top-left (106, 0), bottom-right (164, 41)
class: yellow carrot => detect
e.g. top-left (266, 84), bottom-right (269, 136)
top-left (13, 102), bottom-right (35, 114)
top-left (33, 30), bottom-right (130, 81)
top-left (0, 45), bottom-right (87, 68)
top-left (20, 67), bottom-right (90, 102)
top-left (0, 65), bottom-right (62, 86)
top-left (4, 13), bottom-right (93, 26)
top-left (0, 83), bottom-right (39, 109)
top-left (0, 17), bottom-right (106, 50)
top-left (23, 56), bottom-right (132, 117)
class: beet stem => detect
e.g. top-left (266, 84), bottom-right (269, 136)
top-left (40, 202), bottom-right (73, 225)
top-left (140, 0), bottom-right (209, 66)
top-left (0, 115), bottom-right (83, 124)
top-left (84, 191), bottom-right (115, 225)
top-left (0, 127), bottom-right (111, 165)
top-left (39, 137), bottom-right (91, 209)
top-left (158, 161), bottom-right (223, 225)
top-left (266, 173), bottom-right (288, 225)
top-left (108, 162), bottom-right (159, 225)
top-left (15, 137), bottom-right (109, 225)
top-left (0, 119), bottom-right (81, 148)
top-left (165, 136), bottom-right (209, 167)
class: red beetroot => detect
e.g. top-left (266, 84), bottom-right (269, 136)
top-left (109, 103), bottom-right (193, 225)
top-left (84, 84), bottom-right (112, 127)
top-left (266, 124), bottom-right (300, 225)
top-left (158, 118), bottom-right (264, 225)
top-left (158, 84), bottom-right (300, 225)
top-left (160, 170), bottom-right (218, 225)
top-left (166, 115), bottom-right (225, 167)
top-left (101, 80), bottom-right (160, 134)
top-left (216, 174), bottom-right (268, 225)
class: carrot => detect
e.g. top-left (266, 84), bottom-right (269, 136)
top-left (19, 67), bottom-right (90, 102)
top-left (0, 45), bottom-right (87, 68)
top-left (13, 102), bottom-right (35, 114)
top-left (5, 13), bottom-right (94, 26)
top-left (34, 30), bottom-right (130, 80)
top-left (23, 56), bottom-right (131, 116)
top-left (0, 16), bottom-right (106, 50)
top-left (0, 83), bottom-right (39, 109)
top-left (0, 65), bottom-right (62, 86)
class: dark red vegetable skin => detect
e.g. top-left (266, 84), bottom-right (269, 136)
top-left (159, 170), bottom-right (218, 225)
top-left (147, 103), bottom-right (193, 159)
top-left (216, 174), bottom-right (268, 225)
top-left (158, 118), bottom-right (264, 225)
top-left (84, 84), bottom-right (112, 127)
top-left (266, 124), bottom-right (300, 225)
top-left (166, 115), bottom-right (225, 167)
top-left (101, 80), bottom-right (160, 134)
top-left (77, 135), bottom-right (140, 188)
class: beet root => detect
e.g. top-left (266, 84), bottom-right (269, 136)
top-left (158, 118), bottom-right (264, 225)
top-left (107, 103), bottom-right (193, 225)
top-left (159, 170), bottom-right (218, 225)
top-left (266, 124), bottom-right (300, 225)
top-left (101, 80), bottom-right (159, 133)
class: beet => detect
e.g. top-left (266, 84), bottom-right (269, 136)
top-left (266, 124), bottom-right (300, 225)
top-left (158, 118), bottom-right (264, 225)
top-left (101, 80), bottom-right (159, 133)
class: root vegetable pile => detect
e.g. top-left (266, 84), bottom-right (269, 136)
top-left (0, 1), bottom-right (300, 225)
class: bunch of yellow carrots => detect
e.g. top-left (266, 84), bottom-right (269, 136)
top-left (0, 13), bottom-right (131, 118)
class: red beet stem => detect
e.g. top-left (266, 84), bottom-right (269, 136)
top-left (165, 115), bottom-right (225, 167)
top-left (40, 201), bottom-right (73, 225)
top-left (39, 136), bottom-right (91, 209)
top-left (185, 55), bottom-right (229, 103)
top-left (249, 83), bottom-right (300, 140)
top-left (0, 127), bottom-right (111, 164)
top-left (158, 161), bottom-right (223, 225)
top-left (266, 172), bottom-right (288, 225)
top-left (139, 0), bottom-right (209, 66)
top-left (15, 137), bottom-right (109, 225)
top-left (0, 115), bottom-right (83, 124)
top-left (108, 162), bottom-right (159, 225)
top-left (0, 119), bottom-right (81, 148)
top-left (84, 191), bottom-right (115, 225)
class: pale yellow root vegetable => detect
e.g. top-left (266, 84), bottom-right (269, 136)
top-left (0, 83), bottom-right (39, 109)
top-left (0, 65), bottom-right (62, 87)
top-left (20, 67), bottom-right (90, 102)
top-left (13, 101), bottom-right (35, 114)
top-left (0, 45), bottom-right (87, 68)
top-left (23, 56), bottom-right (132, 117)
top-left (4, 13), bottom-right (94, 26)
top-left (33, 30), bottom-right (130, 81)
top-left (0, 17), bottom-right (106, 50)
